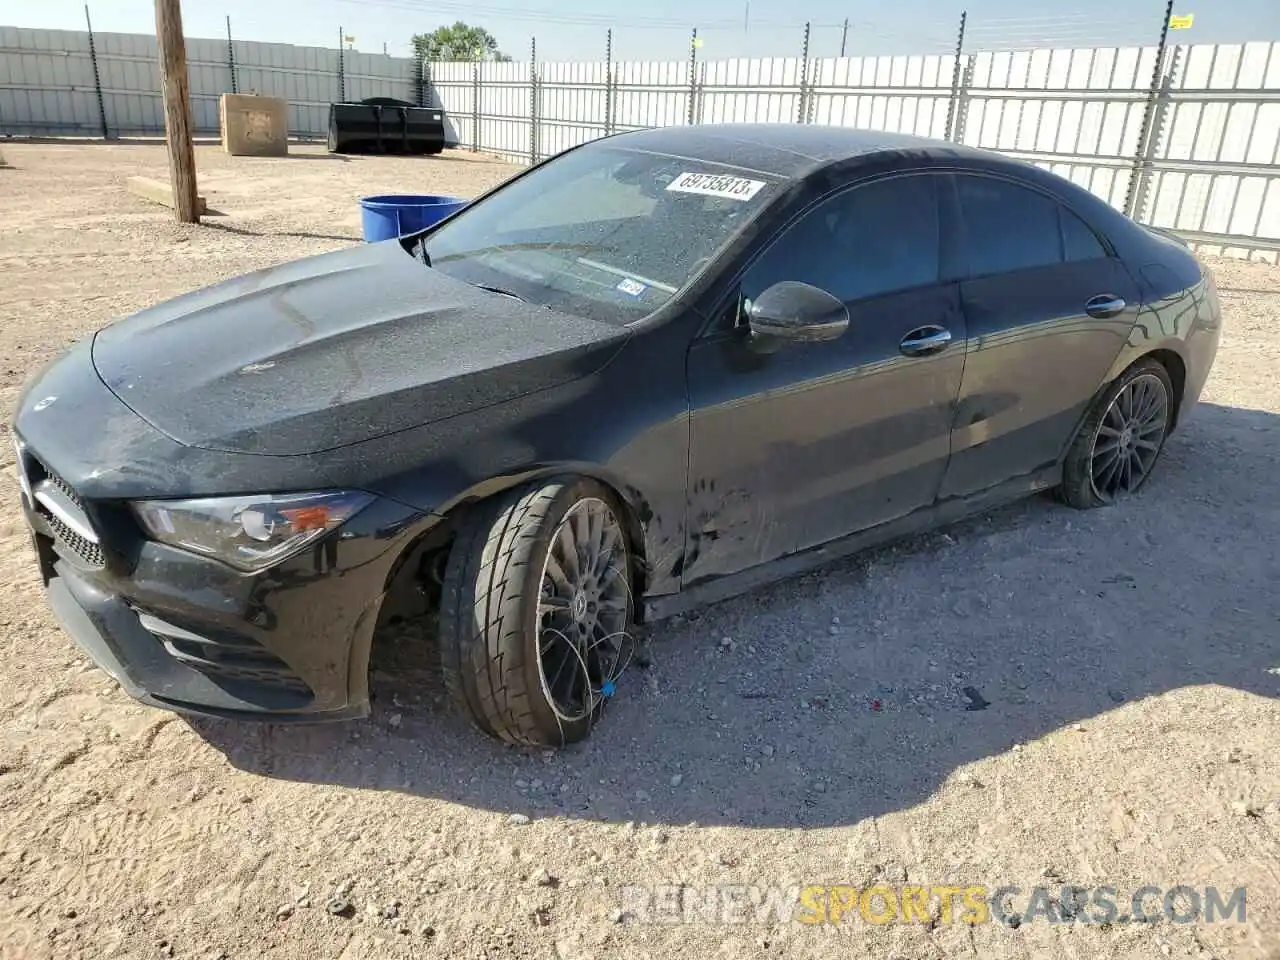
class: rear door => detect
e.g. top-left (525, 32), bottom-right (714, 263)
top-left (938, 172), bottom-right (1140, 500)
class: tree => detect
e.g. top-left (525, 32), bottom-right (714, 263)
top-left (412, 22), bottom-right (512, 62)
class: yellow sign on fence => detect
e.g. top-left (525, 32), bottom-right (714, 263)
top-left (1169, 14), bottom-right (1195, 29)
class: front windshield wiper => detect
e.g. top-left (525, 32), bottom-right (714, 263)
top-left (468, 282), bottom-right (528, 303)
top-left (411, 239), bottom-right (528, 302)
top-left (432, 241), bottom-right (613, 263)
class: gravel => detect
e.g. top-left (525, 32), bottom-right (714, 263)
top-left (0, 141), bottom-right (1277, 959)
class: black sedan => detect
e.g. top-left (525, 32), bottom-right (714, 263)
top-left (11, 124), bottom-right (1221, 746)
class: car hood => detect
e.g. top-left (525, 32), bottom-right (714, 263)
top-left (91, 240), bottom-right (629, 456)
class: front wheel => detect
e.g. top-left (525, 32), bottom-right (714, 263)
top-left (439, 478), bottom-right (635, 746)
top-left (1059, 357), bottom-right (1174, 509)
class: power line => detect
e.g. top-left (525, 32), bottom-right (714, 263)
top-left (337, 0), bottom-right (1164, 56)
top-left (336, 0), bottom-right (957, 41)
top-left (333, 0), bottom-right (738, 30)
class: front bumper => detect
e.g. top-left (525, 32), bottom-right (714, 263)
top-left (10, 339), bottom-right (436, 722)
top-left (44, 560), bottom-right (374, 722)
top-left (19, 476), bottom-right (423, 721)
top-left (14, 444), bottom-right (430, 722)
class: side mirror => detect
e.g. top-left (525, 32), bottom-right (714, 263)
top-left (745, 281), bottom-right (849, 344)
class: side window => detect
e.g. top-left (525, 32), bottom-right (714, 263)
top-left (741, 175), bottom-right (941, 307)
top-left (956, 175), bottom-right (1061, 277)
top-left (1061, 207), bottom-right (1108, 262)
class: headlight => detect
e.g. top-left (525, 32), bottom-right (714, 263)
top-left (132, 490), bottom-right (375, 572)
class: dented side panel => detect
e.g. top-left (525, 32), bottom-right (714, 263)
top-left (683, 281), bottom-right (966, 584)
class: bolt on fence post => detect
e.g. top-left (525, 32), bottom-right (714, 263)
top-left (84, 5), bottom-right (109, 139)
top-left (605, 28), bottom-right (614, 135)
top-left (945, 11), bottom-right (967, 141)
top-left (530, 37), bottom-right (539, 165)
top-left (796, 22), bottom-right (811, 124)
top-left (954, 56), bottom-right (975, 143)
top-left (687, 28), bottom-right (699, 125)
top-left (1131, 45), bottom-right (1182, 224)
top-left (337, 27), bottom-right (346, 103)
top-left (1125, 0), bottom-right (1176, 218)
top-left (471, 59), bottom-right (481, 152)
top-left (697, 60), bottom-right (708, 124)
top-left (226, 16), bottom-right (237, 94)
top-left (806, 40), bottom-right (819, 123)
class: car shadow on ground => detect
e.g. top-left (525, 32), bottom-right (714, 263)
top-left (189, 401), bottom-right (1280, 828)
top-left (198, 221), bottom-right (361, 243)
top-left (281, 153), bottom-right (352, 162)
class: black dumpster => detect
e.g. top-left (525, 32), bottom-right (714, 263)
top-left (327, 97), bottom-right (446, 155)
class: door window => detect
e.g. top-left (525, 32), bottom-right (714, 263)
top-left (955, 174), bottom-right (1062, 276)
top-left (740, 174), bottom-right (942, 309)
top-left (1061, 206), bottom-right (1109, 262)
top-left (955, 173), bottom-right (1110, 277)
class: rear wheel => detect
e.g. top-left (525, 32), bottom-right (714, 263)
top-left (439, 478), bottom-right (635, 746)
top-left (1059, 357), bottom-right (1173, 509)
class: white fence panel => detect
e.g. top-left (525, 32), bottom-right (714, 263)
top-left (3, 24), bottom-right (1277, 257)
top-left (1, 25), bottom-right (414, 139)
top-left (0, 27), bottom-right (101, 136)
top-left (540, 61), bottom-right (608, 159)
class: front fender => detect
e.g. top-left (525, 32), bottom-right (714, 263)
top-left (365, 370), bottom-right (690, 601)
top-left (375, 460), bottom-right (676, 606)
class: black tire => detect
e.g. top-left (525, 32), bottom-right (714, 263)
top-left (438, 478), bottom-right (634, 746)
top-left (1059, 357), bottom-right (1174, 509)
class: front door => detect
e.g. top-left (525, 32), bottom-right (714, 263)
top-left (682, 173), bottom-right (966, 584)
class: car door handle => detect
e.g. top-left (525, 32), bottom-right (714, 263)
top-left (1085, 294), bottom-right (1127, 319)
top-left (899, 325), bottom-right (952, 357)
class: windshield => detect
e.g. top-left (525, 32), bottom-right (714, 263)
top-left (421, 144), bottom-right (780, 325)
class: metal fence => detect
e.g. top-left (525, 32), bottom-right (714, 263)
top-left (2, 19), bottom-right (1277, 259)
top-left (0, 23), bottom-right (417, 139)
top-left (427, 36), bottom-right (1280, 260)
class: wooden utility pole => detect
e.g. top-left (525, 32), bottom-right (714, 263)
top-left (155, 0), bottom-right (200, 223)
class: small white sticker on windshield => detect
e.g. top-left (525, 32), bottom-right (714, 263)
top-left (665, 171), bottom-right (767, 201)
top-left (615, 277), bottom-right (647, 297)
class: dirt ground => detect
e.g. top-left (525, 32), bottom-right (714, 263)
top-left (0, 141), bottom-right (1277, 960)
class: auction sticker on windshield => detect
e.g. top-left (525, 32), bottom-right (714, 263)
top-left (665, 171), bottom-right (767, 201)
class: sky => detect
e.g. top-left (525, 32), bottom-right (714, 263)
top-left (5, 0), bottom-right (1278, 63)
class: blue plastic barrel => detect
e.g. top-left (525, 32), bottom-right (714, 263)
top-left (359, 194), bottom-right (468, 242)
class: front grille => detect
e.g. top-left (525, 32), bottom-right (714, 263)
top-left (44, 510), bottom-right (106, 567)
top-left (28, 461), bottom-right (106, 569)
top-left (47, 472), bottom-right (82, 507)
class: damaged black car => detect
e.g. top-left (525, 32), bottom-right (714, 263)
top-left (11, 123), bottom-right (1220, 745)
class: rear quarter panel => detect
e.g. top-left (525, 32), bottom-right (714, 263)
top-left (1099, 226), bottom-right (1222, 426)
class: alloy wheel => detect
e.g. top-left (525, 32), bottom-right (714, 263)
top-left (1089, 372), bottom-right (1169, 502)
top-left (535, 497), bottom-right (632, 723)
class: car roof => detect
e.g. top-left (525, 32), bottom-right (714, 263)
top-left (601, 123), bottom-right (996, 180)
